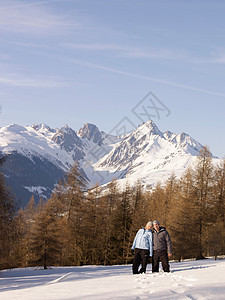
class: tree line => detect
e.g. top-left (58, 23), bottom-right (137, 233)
top-left (0, 146), bottom-right (224, 270)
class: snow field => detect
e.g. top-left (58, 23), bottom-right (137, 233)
top-left (0, 259), bottom-right (225, 299)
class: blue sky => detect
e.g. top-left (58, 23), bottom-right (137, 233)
top-left (0, 0), bottom-right (225, 157)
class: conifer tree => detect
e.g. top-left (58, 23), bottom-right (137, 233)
top-left (112, 182), bottom-right (133, 264)
top-left (209, 158), bottom-right (225, 258)
top-left (61, 162), bottom-right (86, 265)
top-left (29, 201), bottom-right (62, 269)
top-left (128, 181), bottom-right (149, 262)
top-left (13, 195), bottom-right (36, 267)
top-left (49, 180), bottom-right (66, 215)
top-left (163, 173), bottom-right (178, 228)
top-left (193, 146), bottom-right (214, 259)
top-left (64, 163), bottom-right (86, 221)
top-left (102, 178), bottom-right (120, 265)
top-left (0, 156), bottom-right (17, 269)
top-left (168, 169), bottom-right (198, 261)
top-left (131, 180), bottom-right (147, 228)
top-left (147, 182), bottom-right (165, 223)
top-left (80, 184), bottom-right (107, 264)
top-left (214, 159), bottom-right (225, 223)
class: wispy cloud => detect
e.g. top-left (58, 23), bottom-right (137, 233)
top-left (193, 57), bottom-right (225, 64)
top-left (6, 41), bottom-right (48, 48)
top-left (121, 48), bottom-right (186, 60)
top-left (62, 43), bottom-right (128, 51)
top-left (0, 1), bottom-right (80, 35)
top-left (0, 60), bottom-right (72, 88)
top-left (62, 42), bottom-right (225, 64)
top-left (65, 58), bottom-right (225, 98)
top-left (191, 48), bottom-right (225, 65)
top-left (0, 73), bottom-right (71, 88)
top-left (62, 42), bottom-right (187, 60)
top-left (208, 52), bottom-right (225, 64)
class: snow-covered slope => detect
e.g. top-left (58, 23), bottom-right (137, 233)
top-left (0, 124), bottom-right (75, 205)
top-left (0, 120), bottom-right (222, 205)
top-left (91, 120), bottom-right (211, 188)
top-left (31, 123), bottom-right (57, 139)
top-left (0, 124), bottom-right (73, 170)
top-left (1, 259), bottom-right (225, 300)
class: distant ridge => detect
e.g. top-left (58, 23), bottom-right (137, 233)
top-left (0, 120), bottom-right (221, 206)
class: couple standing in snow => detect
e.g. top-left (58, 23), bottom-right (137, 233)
top-left (131, 220), bottom-right (172, 274)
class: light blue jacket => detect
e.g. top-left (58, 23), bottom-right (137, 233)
top-left (131, 228), bottom-right (153, 256)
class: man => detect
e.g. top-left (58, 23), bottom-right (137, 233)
top-left (152, 220), bottom-right (172, 273)
top-left (131, 221), bottom-right (153, 274)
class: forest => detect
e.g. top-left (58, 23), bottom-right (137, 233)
top-left (0, 146), bottom-right (224, 270)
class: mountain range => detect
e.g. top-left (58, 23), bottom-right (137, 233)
top-left (0, 120), bottom-right (221, 206)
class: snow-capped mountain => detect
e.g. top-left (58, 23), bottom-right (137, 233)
top-left (31, 123), bottom-right (57, 139)
top-left (77, 123), bottom-right (105, 145)
top-left (0, 124), bottom-right (75, 205)
top-left (0, 120), bottom-right (221, 206)
top-left (51, 125), bottom-right (84, 161)
top-left (91, 120), bottom-right (209, 189)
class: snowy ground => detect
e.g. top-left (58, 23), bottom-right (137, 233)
top-left (0, 259), bottom-right (225, 300)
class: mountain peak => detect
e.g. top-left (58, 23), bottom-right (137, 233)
top-left (32, 123), bottom-right (56, 132)
top-left (6, 123), bottom-right (26, 132)
top-left (52, 125), bottom-right (83, 155)
top-left (77, 123), bottom-right (104, 145)
top-left (136, 120), bottom-right (163, 137)
top-left (31, 123), bottom-right (56, 139)
top-left (0, 120), bottom-right (221, 208)
top-left (60, 124), bottom-right (75, 135)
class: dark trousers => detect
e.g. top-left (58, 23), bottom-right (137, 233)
top-left (152, 250), bottom-right (170, 272)
top-left (132, 248), bottom-right (150, 274)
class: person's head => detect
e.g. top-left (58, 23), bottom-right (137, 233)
top-left (153, 220), bottom-right (160, 231)
top-left (145, 221), bottom-right (153, 230)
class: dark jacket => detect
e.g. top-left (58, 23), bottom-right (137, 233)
top-left (153, 226), bottom-right (172, 253)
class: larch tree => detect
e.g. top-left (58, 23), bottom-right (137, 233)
top-left (112, 182), bottom-right (133, 264)
top-left (146, 182), bottom-right (166, 224)
top-left (163, 173), bottom-right (178, 229)
top-left (169, 168), bottom-right (198, 261)
top-left (102, 178), bottom-right (120, 265)
top-left (130, 180), bottom-right (148, 229)
top-left (128, 180), bottom-right (149, 262)
top-left (29, 201), bottom-right (62, 269)
top-left (214, 159), bottom-right (225, 224)
top-left (14, 195), bottom-right (36, 267)
top-left (208, 158), bottom-right (225, 258)
top-left (62, 162), bottom-right (87, 265)
top-left (80, 184), bottom-right (106, 265)
top-left (0, 156), bottom-right (17, 269)
top-left (193, 146), bottom-right (214, 259)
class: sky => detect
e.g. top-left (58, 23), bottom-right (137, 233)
top-left (0, 0), bottom-right (225, 158)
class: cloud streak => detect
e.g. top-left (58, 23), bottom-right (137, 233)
top-left (67, 58), bottom-right (225, 98)
top-left (0, 74), bottom-right (71, 88)
top-left (0, 1), bottom-right (80, 35)
top-left (62, 42), bottom-right (225, 65)
top-left (62, 42), bottom-right (187, 60)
